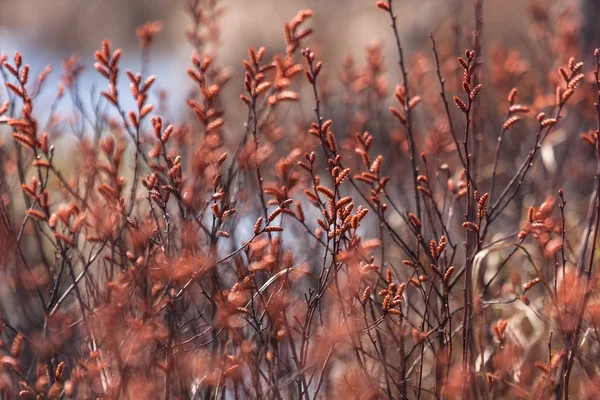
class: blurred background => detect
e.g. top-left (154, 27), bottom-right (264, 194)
top-left (0, 0), bottom-right (578, 121)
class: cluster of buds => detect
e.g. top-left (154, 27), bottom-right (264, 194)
top-left (502, 88), bottom-right (530, 130)
top-left (125, 70), bottom-right (155, 128)
top-left (379, 270), bottom-right (405, 315)
top-left (187, 55), bottom-right (228, 142)
top-left (429, 235), bottom-right (447, 260)
top-left (556, 56), bottom-right (584, 107)
top-left (95, 40), bottom-right (122, 106)
top-left (1, 52), bottom-right (51, 153)
top-left (284, 10), bottom-right (313, 55)
top-left (448, 169), bottom-right (468, 199)
top-left (492, 319), bottom-right (508, 345)
top-left (518, 197), bottom-right (562, 257)
top-left (389, 84), bottom-right (421, 124)
top-left (453, 49), bottom-right (482, 114)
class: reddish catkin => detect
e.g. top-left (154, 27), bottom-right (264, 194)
top-left (562, 88), bottom-right (574, 104)
top-left (71, 213), bottom-right (87, 233)
top-left (503, 116), bottom-right (521, 130)
top-left (264, 226), bottom-right (284, 232)
top-left (492, 319), bottom-right (508, 342)
top-left (409, 278), bottom-right (421, 287)
top-left (462, 221), bottom-right (479, 233)
top-left (6, 83), bottom-right (24, 98)
top-left (305, 190), bottom-right (319, 205)
top-left (396, 283), bottom-right (407, 298)
top-left (417, 186), bottom-right (432, 197)
top-left (430, 240), bottom-right (439, 259)
top-left (224, 364), bottom-right (240, 377)
top-left (470, 84), bottom-right (482, 100)
top-left (335, 196), bottom-right (352, 209)
top-left (370, 155), bottom-right (383, 174)
top-left (19, 387), bottom-right (34, 399)
top-left (254, 81), bottom-right (271, 95)
top-left (453, 96), bottom-right (469, 113)
top-left (389, 106), bottom-right (406, 124)
top-left (335, 168), bottom-right (350, 186)
top-left (508, 87), bottom-right (518, 104)
top-left (522, 277), bottom-right (541, 292)
top-left (437, 236), bottom-right (447, 254)
top-left (408, 213), bottom-right (421, 229)
top-left (545, 238), bottom-right (562, 256)
top-left (10, 333), bottom-right (23, 358)
top-left (382, 293), bottom-right (392, 312)
top-left (443, 266), bottom-right (455, 282)
top-left (19, 65), bottom-right (29, 85)
top-left (581, 131), bottom-right (598, 147)
top-left (48, 213), bottom-right (59, 229)
top-left (375, 1), bottom-right (390, 11)
top-left (408, 96), bottom-right (422, 109)
top-left (151, 190), bottom-right (166, 208)
top-left (571, 61), bottom-right (584, 73)
top-left (295, 201), bottom-right (305, 222)
top-left (12, 133), bottom-right (35, 148)
top-left (556, 86), bottom-right (563, 106)
top-left (360, 286), bottom-right (372, 305)
top-left (55, 232), bottom-right (74, 245)
top-left (321, 120), bottom-right (333, 135)
top-left (537, 198), bottom-right (555, 219)
top-left (327, 130), bottom-right (337, 153)
top-left (315, 185), bottom-right (335, 199)
top-left (361, 171), bottom-right (378, 182)
top-left (254, 217), bottom-right (263, 234)
top-left (462, 81), bottom-right (471, 94)
top-left (478, 193), bottom-right (489, 220)
top-left (32, 159), bottom-right (51, 168)
top-left (268, 207), bottom-right (282, 222)
top-left (508, 105), bottom-right (529, 113)
top-left (55, 362), bottom-right (65, 380)
top-left (386, 268), bottom-right (393, 284)
top-left (558, 67), bottom-right (569, 82)
top-left (26, 209), bottom-right (47, 222)
top-left (21, 184), bottom-right (36, 198)
top-left (140, 104), bottom-right (153, 118)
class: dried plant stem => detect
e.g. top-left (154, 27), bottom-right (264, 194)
top-left (471, 0), bottom-right (484, 185)
top-left (384, 0), bottom-right (421, 220)
top-left (556, 50), bottom-right (600, 400)
top-left (430, 34), bottom-right (466, 168)
top-left (488, 112), bottom-right (510, 207)
top-left (462, 109), bottom-right (474, 400)
top-left (488, 108), bottom-right (562, 222)
top-left (250, 96), bottom-right (271, 240)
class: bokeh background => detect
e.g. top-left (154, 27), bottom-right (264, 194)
top-left (0, 0), bottom-right (582, 124)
